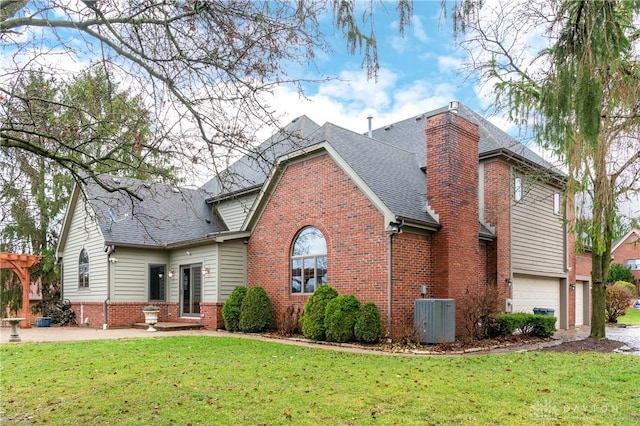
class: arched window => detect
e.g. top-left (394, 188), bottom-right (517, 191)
top-left (78, 248), bottom-right (90, 288)
top-left (291, 227), bottom-right (327, 294)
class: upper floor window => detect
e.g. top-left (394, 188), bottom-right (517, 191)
top-left (514, 177), bottom-right (523, 202)
top-left (553, 192), bottom-right (561, 215)
top-left (291, 227), bottom-right (327, 294)
top-left (625, 259), bottom-right (640, 270)
top-left (78, 248), bottom-right (90, 288)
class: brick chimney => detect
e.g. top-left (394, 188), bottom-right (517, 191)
top-left (425, 110), bottom-right (480, 331)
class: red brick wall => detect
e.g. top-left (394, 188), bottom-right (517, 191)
top-left (612, 233), bottom-right (640, 285)
top-left (483, 160), bottom-right (512, 302)
top-left (199, 302), bottom-right (223, 328)
top-left (248, 152), bottom-right (431, 337)
top-left (425, 112), bottom-right (480, 334)
top-left (576, 252), bottom-right (593, 279)
top-left (390, 232), bottom-right (433, 334)
top-left (478, 241), bottom-right (489, 287)
top-left (69, 302), bottom-right (104, 326)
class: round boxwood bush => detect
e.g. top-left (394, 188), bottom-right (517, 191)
top-left (239, 286), bottom-right (273, 333)
top-left (324, 294), bottom-right (361, 343)
top-left (301, 285), bottom-right (338, 341)
top-left (354, 301), bottom-right (383, 343)
top-left (222, 286), bottom-right (247, 332)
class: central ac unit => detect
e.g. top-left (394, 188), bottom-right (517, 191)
top-left (414, 299), bottom-right (455, 344)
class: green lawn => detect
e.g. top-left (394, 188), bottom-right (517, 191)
top-left (1, 336), bottom-right (639, 425)
top-left (619, 308), bottom-right (640, 325)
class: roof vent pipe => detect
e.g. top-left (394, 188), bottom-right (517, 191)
top-left (367, 115), bottom-right (373, 138)
top-left (448, 101), bottom-right (460, 113)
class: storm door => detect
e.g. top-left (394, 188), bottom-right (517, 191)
top-left (180, 264), bottom-right (202, 317)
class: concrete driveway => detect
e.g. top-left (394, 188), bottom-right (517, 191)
top-left (606, 325), bottom-right (640, 355)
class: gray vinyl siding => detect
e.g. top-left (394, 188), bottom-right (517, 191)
top-left (215, 193), bottom-right (257, 232)
top-left (218, 240), bottom-right (247, 303)
top-left (111, 248), bottom-right (169, 302)
top-left (512, 176), bottom-right (565, 275)
top-left (60, 200), bottom-right (108, 302)
top-left (169, 245), bottom-right (218, 303)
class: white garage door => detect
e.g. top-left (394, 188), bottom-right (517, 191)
top-left (575, 281), bottom-right (589, 326)
top-left (575, 281), bottom-right (584, 326)
top-left (512, 274), bottom-right (560, 327)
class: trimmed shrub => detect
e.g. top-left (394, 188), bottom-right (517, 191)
top-left (239, 286), bottom-right (272, 333)
top-left (301, 285), bottom-right (338, 341)
top-left (498, 312), bottom-right (531, 335)
top-left (354, 302), bottom-right (383, 343)
top-left (279, 304), bottom-right (303, 336)
top-left (222, 286), bottom-right (247, 332)
top-left (614, 281), bottom-right (637, 297)
top-left (497, 313), bottom-right (556, 337)
top-left (606, 285), bottom-right (632, 323)
top-left (527, 315), bottom-right (556, 338)
top-left (324, 295), bottom-right (361, 343)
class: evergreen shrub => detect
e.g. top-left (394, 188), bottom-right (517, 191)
top-left (497, 313), bottom-right (556, 337)
top-left (222, 286), bottom-right (247, 332)
top-left (324, 294), bottom-right (361, 343)
top-left (354, 302), bottom-right (383, 343)
top-left (239, 286), bottom-right (272, 333)
top-left (301, 285), bottom-right (338, 341)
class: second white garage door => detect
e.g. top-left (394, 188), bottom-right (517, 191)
top-left (512, 274), bottom-right (560, 328)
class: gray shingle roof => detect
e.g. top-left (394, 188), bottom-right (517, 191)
top-left (201, 115), bottom-right (320, 197)
top-left (371, 103), bottom-right (561, 174)
top-left (307, 123), bottom-right (439, 228)
top-left (82, 103), bottom-right (561, 246)
top-left (86, 176), bottom-right (227, 247)
top-left (202, 103), bottom-right (559, 236)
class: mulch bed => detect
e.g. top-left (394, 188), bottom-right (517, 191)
top-left (539, 338), bottom-right (627, 353)
top-left (265, 332), bottom-right (628, 355)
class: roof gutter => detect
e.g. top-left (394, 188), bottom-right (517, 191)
top-left (479, 148), bottom-right (567, 186)
top-left (205, 185), bottom-right (262, 204)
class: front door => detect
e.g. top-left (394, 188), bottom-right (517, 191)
top-left (180, 264), bottom-right (201, 317)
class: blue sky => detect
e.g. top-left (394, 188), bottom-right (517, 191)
top-left (270, 1), bottom-right (498, 136)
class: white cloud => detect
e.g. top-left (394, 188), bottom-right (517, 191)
top-left (411, 15), bottom-right (429, 43)
top-left (264, 66), bottom-right (460, 138)
top-left (437, 56), bottom-right (462, 73)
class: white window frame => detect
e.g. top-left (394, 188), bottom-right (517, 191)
top-left (514, 177), bottom-right (523, 202)
top-left (553, 192), bottom-right (561, 215)
top-left (78, 248), bottom-right (90, 288)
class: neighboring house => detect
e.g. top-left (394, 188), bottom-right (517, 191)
top-left (611, 229), bottom-right (640, 287)
top-left (57, 102), bottom-right (590, 335)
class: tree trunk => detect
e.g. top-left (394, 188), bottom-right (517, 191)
top-left (589, 251), bottom-right (608, 338)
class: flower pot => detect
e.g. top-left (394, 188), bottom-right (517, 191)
top-left (143, 309), bottom-right (160, 332)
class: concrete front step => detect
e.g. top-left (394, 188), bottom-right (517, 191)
top-left (132, 322), bottom-right (205, 331)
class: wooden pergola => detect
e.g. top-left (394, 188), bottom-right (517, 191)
top-left (0, 252), bottom-right (43, 328)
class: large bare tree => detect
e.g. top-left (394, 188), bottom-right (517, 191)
top-left (450, 0), bottom-right (640, 338)
top-left (1, 0), bottom-right (412, 191)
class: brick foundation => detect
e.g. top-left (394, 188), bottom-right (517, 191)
top-left (68, 302), bottom-right (213, 328)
